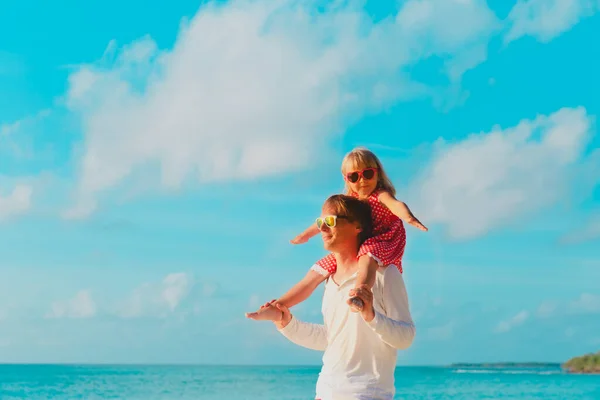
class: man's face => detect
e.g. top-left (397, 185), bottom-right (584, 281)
top-left (318, 203), bottom-right (361, 252)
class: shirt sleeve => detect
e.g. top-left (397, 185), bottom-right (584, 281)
top-left (277, 315), bottom-right (328, 351)
top-left (366, 266), bottom-right (416, 349)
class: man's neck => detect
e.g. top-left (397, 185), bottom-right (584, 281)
top-left (333, 244), bottom-right (360, 280)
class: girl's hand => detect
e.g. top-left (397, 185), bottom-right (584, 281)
top-left (378, 192), bottom-right (428, 232)
top-left (406, 216), bottom-right (428, 232)
top-left (290, 234), bottom-right (309, 244)
top-left (260, 300), bottom-right (277, 309)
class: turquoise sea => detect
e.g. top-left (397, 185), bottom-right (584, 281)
top-left (0, 364), bottom-right (598, 399)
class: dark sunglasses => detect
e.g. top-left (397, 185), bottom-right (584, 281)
top-left (345, 167), bottom-right (378, 183)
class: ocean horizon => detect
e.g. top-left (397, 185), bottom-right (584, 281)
top-left (1, 363), bottom-right (598, 399)
top-left (0, 362), bottom-right (568, 369)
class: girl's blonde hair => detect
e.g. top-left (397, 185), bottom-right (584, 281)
top-left (341, 147), bottom-right (396, 197)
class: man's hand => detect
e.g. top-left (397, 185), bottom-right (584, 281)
top-left (348, 285), bottom-right (375, 323)
top-left (272, 302), bottom-right (292, 330)
top-left (290, 233), bottom-right (309, 244)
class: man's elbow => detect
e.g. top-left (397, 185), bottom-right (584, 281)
top-left (397, 324), bottom-right (416, 350)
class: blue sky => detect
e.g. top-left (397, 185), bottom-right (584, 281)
top-left (1, 0), bottom-right (599, 365)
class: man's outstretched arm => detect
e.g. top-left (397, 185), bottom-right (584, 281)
top-left (274, 303), bottom-right (328, 352)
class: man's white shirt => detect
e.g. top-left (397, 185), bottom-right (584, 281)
top-left (278, 265), bottom-right (415, 400)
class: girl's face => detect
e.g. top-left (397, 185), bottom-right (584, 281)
top-left (343, 161), bottom-right (379, 198)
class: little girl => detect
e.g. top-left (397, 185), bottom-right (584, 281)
top-left (246, 147), bottom-right (427, 319)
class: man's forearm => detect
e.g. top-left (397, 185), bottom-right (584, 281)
top-left (367, 311), bottom-right (415, 349)
top-left (278, 315), bottom-right (328, 351)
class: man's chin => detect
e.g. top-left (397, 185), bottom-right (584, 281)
top-left (322, 241), bottom-right (335, 251)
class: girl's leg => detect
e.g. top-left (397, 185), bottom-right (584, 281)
top-left (245, 258), bottom-right (330, 321)
top-left (276, 253), bottom-right (336, 308)
top-left (348, 254), bottom-right (380, 312)
top-left (276, 269), bottom-right (326, 308)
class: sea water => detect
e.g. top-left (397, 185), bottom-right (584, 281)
top-left (0, 364), bottom-right (599, 399)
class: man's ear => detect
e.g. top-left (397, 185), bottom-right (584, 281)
top-left (354, 223), bottom-right (363, 234)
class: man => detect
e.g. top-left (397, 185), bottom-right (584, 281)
top-left (256, 194), bottom-right (416, 400)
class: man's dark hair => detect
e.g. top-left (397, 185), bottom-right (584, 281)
top-left (323, 194), bottom-right (373, 245)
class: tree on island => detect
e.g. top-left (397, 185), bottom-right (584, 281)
top-left (563, 351), bottom-right (600, 374)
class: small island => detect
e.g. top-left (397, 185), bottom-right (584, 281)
top-left (450, 362), bottom-right (559, 368)
top-left (563, 351), bottom-right (600, 374)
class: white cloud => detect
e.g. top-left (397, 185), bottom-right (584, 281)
top-left (528, 293), bottom-right (600, 321)
top-left (119, 273), bottom-right (193, 318)
top-left (0, 184), bottom-right (33, 222)
top-left (569, 293), bottom-right (600, 314)
top-left (0, 109), bottom-right (51, 137)
top-left (248, 294), bottom-right (261, 310)
top-left (560, 213), bottom-right (600, 243)
top-left (504, 0), bottom-right (600, 44)
top-left (396, 0), bottom-right (500, 81)
top-left (426, 321), bottom-right (455, 340)
top-left (46, 290), bottom-right (96, 319)
top-left (416, 106), bottom-right (595, 239)
top-left (202, 282), bottom-right (219, 297)
top-left (536, 300), bottom-right (557, 318)
top-left (495, 310), bottom-right (529, 333)
top-left (0, 109), bottom-right (52, 161)
top-left (161, 273), bottom-right (191, 311)
top-left (62, 0), bottom-right (500, 218)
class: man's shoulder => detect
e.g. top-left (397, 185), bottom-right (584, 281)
top-left (375, 265), bottom-right (410, 309)
top-left (378, 264), bottom-right (402, 278)
top-left (376, 265), bottom-right (406, 288)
